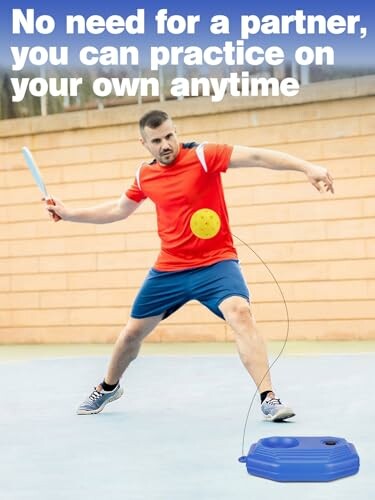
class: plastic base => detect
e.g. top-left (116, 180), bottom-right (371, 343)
top-left (241, 436), bottom-right (360, 482)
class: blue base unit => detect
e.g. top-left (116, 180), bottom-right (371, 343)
top-left (240, 436), bottom-right (360, 482)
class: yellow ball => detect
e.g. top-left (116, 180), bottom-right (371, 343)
top-left (190, 208), bottom-right (221, 239)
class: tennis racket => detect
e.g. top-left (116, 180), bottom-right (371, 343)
top-left (21, 146), bottom-right (61, 221)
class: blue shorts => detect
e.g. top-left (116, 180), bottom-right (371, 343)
top-left (130, 259), bottom-right (250, 320)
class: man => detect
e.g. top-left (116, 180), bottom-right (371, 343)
top-left (47, 110), bottom-right (334, 421)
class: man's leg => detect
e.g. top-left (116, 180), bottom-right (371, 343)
top-left (219, 295), bottom-right (295, 421)
top-left (219, 296), bottom-right (272, 394)
top-left (104, 314), bottom-right (164, 385)
top-left (77, 314), bottom-right (163, 415)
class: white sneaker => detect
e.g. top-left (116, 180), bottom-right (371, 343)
top-left (77, 384), bottom-right (124, 415)
top-left (261, 396), bottom-right (295, 422)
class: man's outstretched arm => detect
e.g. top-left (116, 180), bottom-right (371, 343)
top-left (45, 194), bottom-right (142, 223)
top-left (229, 145), bottom-right (334, 193)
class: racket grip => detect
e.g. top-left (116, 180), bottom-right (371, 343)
top-left (46, 198), bottom-right (61, 221)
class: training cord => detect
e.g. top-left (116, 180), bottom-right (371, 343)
top-left (232, 234), bottom-right (290, 458)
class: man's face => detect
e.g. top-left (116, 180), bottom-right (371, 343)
top-left (140, 119), bottom-right (179, 165)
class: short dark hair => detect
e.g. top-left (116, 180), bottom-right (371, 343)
top-left (139, 110), bottom-right (170, 132)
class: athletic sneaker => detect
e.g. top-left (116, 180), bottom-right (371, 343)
top-left (261, 396), bottom-right (295, 422)
top-left (76, 384), bottom-right (124, 415)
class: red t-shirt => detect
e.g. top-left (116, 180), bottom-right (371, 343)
top-left (126, 142), bottom-right (238, 270)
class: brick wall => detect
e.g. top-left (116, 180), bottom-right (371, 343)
top-left (1, 76), bottom-right (374, 343)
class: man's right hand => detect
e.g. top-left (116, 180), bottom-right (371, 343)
top-left (44, 197), bottom-right (67, 222)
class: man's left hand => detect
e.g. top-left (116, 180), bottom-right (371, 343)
top-left (306, 165), bottom-right (334, 194)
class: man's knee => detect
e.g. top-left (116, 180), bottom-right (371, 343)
top-left (220, 297), bottom-right (254, 326)
top-left (122, 327), bottom-right (143, 344)
top-left (120, 322), bottom-right (147, 345)
top-left (120, 315), bottom-right (161, 344)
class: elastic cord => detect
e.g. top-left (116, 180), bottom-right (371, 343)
top-left (232, 234), bottom-right (290, 457)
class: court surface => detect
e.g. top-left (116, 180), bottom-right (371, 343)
top-left (1, 342), bottom-right (374, 500)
